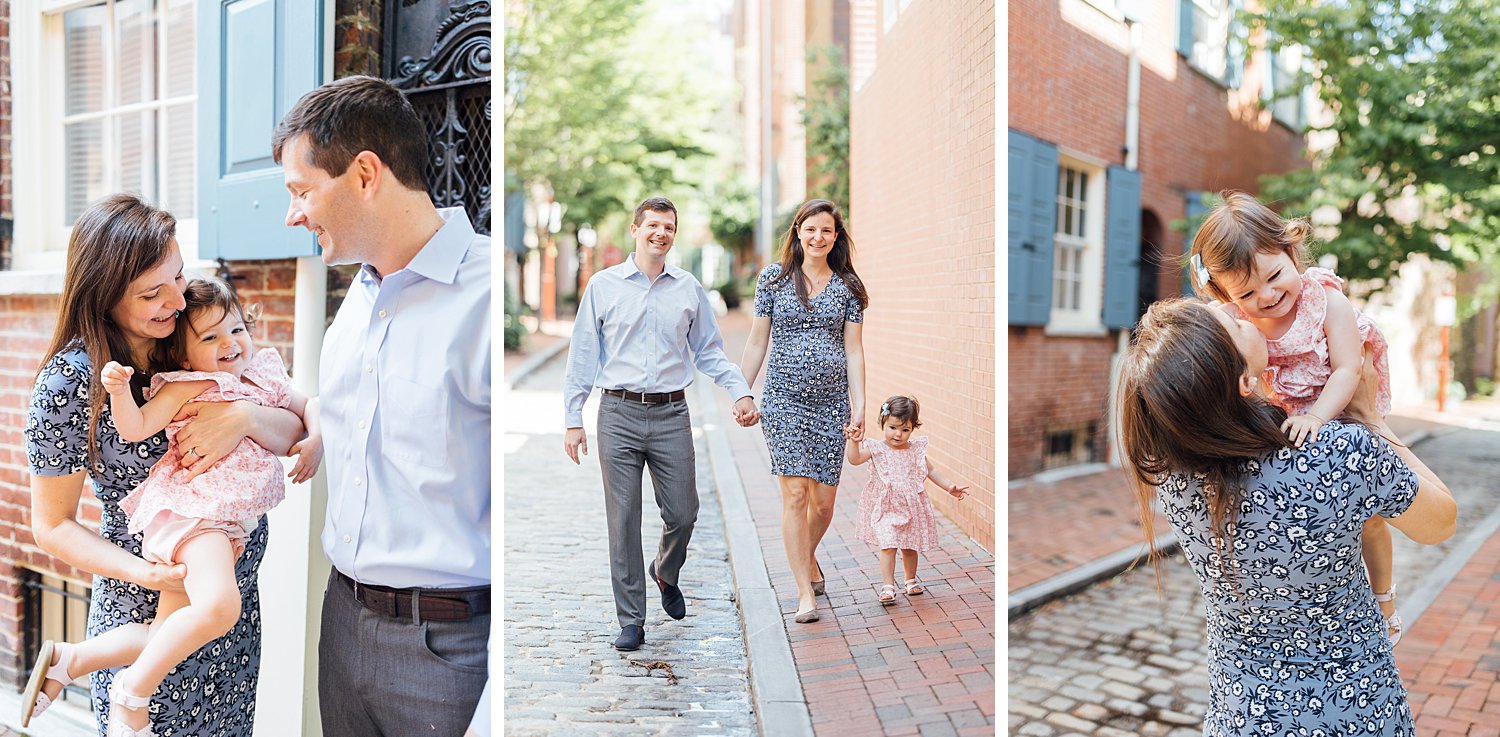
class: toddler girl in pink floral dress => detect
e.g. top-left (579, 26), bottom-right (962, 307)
top-left (22, 278), bottom-right (320, 737)
top-left (845, 396), bottom-right (968, 606)
top-left (1188, 191), bottom-right (1402, 643)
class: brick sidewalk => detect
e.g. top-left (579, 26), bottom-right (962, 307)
top-left (714, 310), bottom-right (997, 737)
top-left (1399, 527), bottom-right (1500, 736)
top-left (1008, 412), bottom-right (1455, 596)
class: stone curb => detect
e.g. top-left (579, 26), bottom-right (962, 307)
top-left (1008, 429), bottom-right (1439, 621)
top-left (504, 334), bottom-right (572, 390)
top-left (693, 377), bottom-right (815, 737)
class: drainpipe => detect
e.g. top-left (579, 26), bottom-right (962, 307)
top-left (758, 0), bottom-right (775, 267)
top-left (1108, 14), bottom-right (1144, 467)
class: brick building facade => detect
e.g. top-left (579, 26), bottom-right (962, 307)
top-left (851, 0), bottom-right (996, 551)
top-left (1007, 0), bottom-right (1306, 479)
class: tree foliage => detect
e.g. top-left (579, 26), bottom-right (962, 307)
top-left (1252, 0), bottom-right (1500, 295)
top-left (800, 45), bottom-right (852, 218)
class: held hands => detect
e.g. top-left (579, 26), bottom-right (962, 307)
top-left (287, 433), bottom-right (323, 484)
top-left (843, 423), bottom-right (865, 442)
top-left (564, 427), bottom-right (588, 465)
top-left (1281, 413), bottom-right (1327, 448)
top-left (100, 361), bottom-right (134, 395)
top-left (732, 396), bottom-right (760, 427)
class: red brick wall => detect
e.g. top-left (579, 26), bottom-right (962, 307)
top-left (1006, 0), bottom-right (1307, 478)
top-left (851, 0), bottom-right (996, 552)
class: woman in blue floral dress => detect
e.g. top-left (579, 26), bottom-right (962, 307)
top-left (740, 199), bottom-right (868, 623)
top-left (1114, 298), bottom-right (1457, 736)
top-left (22, 195), bottom-right (305, 736)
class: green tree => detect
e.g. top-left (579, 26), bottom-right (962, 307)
top-left (1252, 0), bottom-right (1500, 297)
top-left (800, 45), bottom-right (851, 216)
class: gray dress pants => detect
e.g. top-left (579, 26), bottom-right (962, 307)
top-left (596, 393), bottom-right (699, 628)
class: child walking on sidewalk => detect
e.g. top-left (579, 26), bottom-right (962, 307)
top-left (22, 277), bottom-right (321, 736)
top-left (1189, 190), bottom-right (1403, 643)
top-left (845, 396), bottom-right (968, 606)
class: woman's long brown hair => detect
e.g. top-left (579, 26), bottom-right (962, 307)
top-left (1112, 298), bottom-right (1290, 589)
top-left (37, 194), bottom-right (178, 467)
top-left (767, 199), bottom-right (869, 310)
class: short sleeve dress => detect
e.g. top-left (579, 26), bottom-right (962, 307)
top-left (853, 437), bottom-right (941, 551)
top-left (753, 263), bottom-right (864, 486)
top-left (1233, 267), bottom-right (1392, 418)
top-left (24, 345), bottom-right (268, 737)
top-left (122, 347), bottom-right (292, 536)
top-left (1158, 421), bottom-right (1419, 735)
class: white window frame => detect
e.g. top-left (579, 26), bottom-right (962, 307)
top-left (1263, 42), bottom-right (1308, 130)
top-left (1046, 153), bottom-right (1107, 335)
top-left (1184, 0), bottom-right (1232, 83)
top-left (9, 0), bottom-right (198, 275)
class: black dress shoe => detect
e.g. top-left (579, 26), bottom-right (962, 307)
top-left (614, 624), bottom-right (645, 651)
top-left (650, 561), bottom-right (686, 620)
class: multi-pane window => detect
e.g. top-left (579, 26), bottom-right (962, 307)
top-left (1264, 43), bottom-right (1308, 129)
top-left (61, 0), bottom-right (195, 226)
top-left (1186, 0), bottom-right (1231, 80)
top-left (1053, 166), bottom-right (1089, 313)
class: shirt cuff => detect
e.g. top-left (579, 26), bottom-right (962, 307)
top-left (566, 412), bottom-right (584, 428)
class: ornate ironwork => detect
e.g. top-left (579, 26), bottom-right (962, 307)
top-left (385, 1), bottom-right (491, 235)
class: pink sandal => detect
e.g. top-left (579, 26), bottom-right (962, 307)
top-left (21, 640), bottom-right (76, 727)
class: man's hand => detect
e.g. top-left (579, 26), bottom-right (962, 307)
top-left (564, 427), bottom-right (588, 464)
top-left (732, 396), bottom-right (759, 427)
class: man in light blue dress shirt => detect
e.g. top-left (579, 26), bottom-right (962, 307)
top-left (564, 197), bottom-right (758, 651)
top-left (275, 76), bottom-right (490, 737)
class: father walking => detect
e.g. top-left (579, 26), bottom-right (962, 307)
top-left (275, 76), bottom-right (491, 736)
top-left (563, 197), bottom-right (757, 651)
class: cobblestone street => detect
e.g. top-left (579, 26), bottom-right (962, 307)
top-left (502, 354), bottom-right (754, 736)
top-left (1009, 421), bottom-right (1500, 736)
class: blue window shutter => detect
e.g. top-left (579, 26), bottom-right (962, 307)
top-left (1007, 130), bottom-right (1058, 326)
top-left (1225, 0), bottom-right (1246, 87)
top-left (1178, 0), bottom-right (1194, 58)
top-left (1182, 190), bottom-right (1209, 295)
top-left (198, 0), bottom-right (327, 260)
top-left (1103, 167), bottom-right (1142, 329)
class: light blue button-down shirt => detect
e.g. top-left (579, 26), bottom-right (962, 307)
top-left (319, 207), bottom-right (490, 589)
top-left (564, 254), bottom-right (752, 427)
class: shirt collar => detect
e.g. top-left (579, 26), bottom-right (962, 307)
top-left (360, 207), bottom-right (475, 286)
top-left (623, 252), bottom-right (683, 282)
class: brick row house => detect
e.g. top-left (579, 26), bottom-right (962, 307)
top-left (1007, 0), bottom-right (1306, 479)
top-left (0, 2), bottom-right (489, 733)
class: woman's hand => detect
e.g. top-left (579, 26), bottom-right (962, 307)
top-left (137, 561), bottom-right (188, 593)
top-left (843, 423), bottom-right (864, 442)
top-left (1343, 344), bottom-right (1383, 427)
top-left (172, 401), bottom-right (255, 478)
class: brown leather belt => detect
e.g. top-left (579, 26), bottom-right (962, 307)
top-left (335, 570), bottom-right (490, 623)
top-left (604, 388), bottom-right (686, 404)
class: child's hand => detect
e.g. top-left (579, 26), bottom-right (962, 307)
top-left (100, 361), bottom-right (134, 395)
top-left (1281, 413), bottom-right (1326, 448)
top-left (843, 424), bottom-right (864, 442)
top-left (948, 483), bottom-right (969, 500)
top-left (287, 434), bottom-right (323, 484)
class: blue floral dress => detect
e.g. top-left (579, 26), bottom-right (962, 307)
top-left (1159, 421), bottom-right (1419, 736)
top-left (753, 263), bottom-right (863, 486)
top-left (25, 346), bottom-right (267, 737)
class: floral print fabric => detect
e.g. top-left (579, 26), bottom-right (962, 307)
top-left (753, 263), bottom-right (863, 486)
top-left (1159, 421), bottom-right (1419, 736)
top-left (25, 346), bottom-right (266, 736)
top-left (854, 437), bottom-right (941, 551)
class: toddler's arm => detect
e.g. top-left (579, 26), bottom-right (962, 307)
top-left (1285, 286), bottom-right (1362, 446)
top-left (101, 362), bottom-right (214, 443)
top-left (844, 425), bottom-right (869, 465)
top-left (286, 390), bottom-right (323, 484)
top-left (925, 456), bottom-right (969, 499)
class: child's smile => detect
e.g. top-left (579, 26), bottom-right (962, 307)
top-left (183, 308), bottom-right (256, 377)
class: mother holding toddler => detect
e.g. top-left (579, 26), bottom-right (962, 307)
top-left (740, 199), bottom-right (868, 624)
top-left (23, 195), bottom-right (305, 736)
top-left (1116, 297), bottom-right (1456, 735)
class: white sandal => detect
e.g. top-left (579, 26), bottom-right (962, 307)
top-left (107, 679), bottom-right (156, 737)
top-left (878, 584), bottom-right (897, 606)
top-left (1373, 585), bottom-right (1403, 646)
top-left (904, 578), bottom-right (925, 596)
top-left (21, 640), bottom-right (76, 727)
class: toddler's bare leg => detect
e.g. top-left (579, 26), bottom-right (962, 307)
top-left (1364, 516), bottom-right (1396, 624)
top-left (879, 548), bottom-right (898, 586)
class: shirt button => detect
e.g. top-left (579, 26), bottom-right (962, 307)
top-left (365, 364), bottom-right (373, 373)
top-left (379, 309), bottom-right (388, 318)
top-left (358, 420), bottom-right (367, 430)
top-left (353, 477), bottom-right (363, 487)
top-left (343, 534), bottom-right (351, 544)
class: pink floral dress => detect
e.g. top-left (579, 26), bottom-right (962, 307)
top-left (854, 437), bottom-right (941, 551)
top-left (121, 348), bottom-right (292, 538)
top-left (1233, 267), bottom-right (1392, 418)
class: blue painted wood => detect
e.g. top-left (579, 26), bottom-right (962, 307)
top-left (199, 0), bottom-right (326, 260)
top-left (1183, 190), bottom-right (1210, 295)
top-left (1103, 166), bottom-right (1142, 329)
top-left (1007, 130), bottom-right (1058, 327)
top-left (1178, 0), bottom-right (1194, 58)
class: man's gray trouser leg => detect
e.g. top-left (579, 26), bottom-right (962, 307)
top-left (597, 395), bottom-right (698, 629)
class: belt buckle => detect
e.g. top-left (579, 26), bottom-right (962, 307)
top-left (638, 391), bottom-right (649, 404)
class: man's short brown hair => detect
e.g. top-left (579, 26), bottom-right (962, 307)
top-left (633, 197), bottom-right (677, 226)
top-left (272, 75), bottom-right (430, 192)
